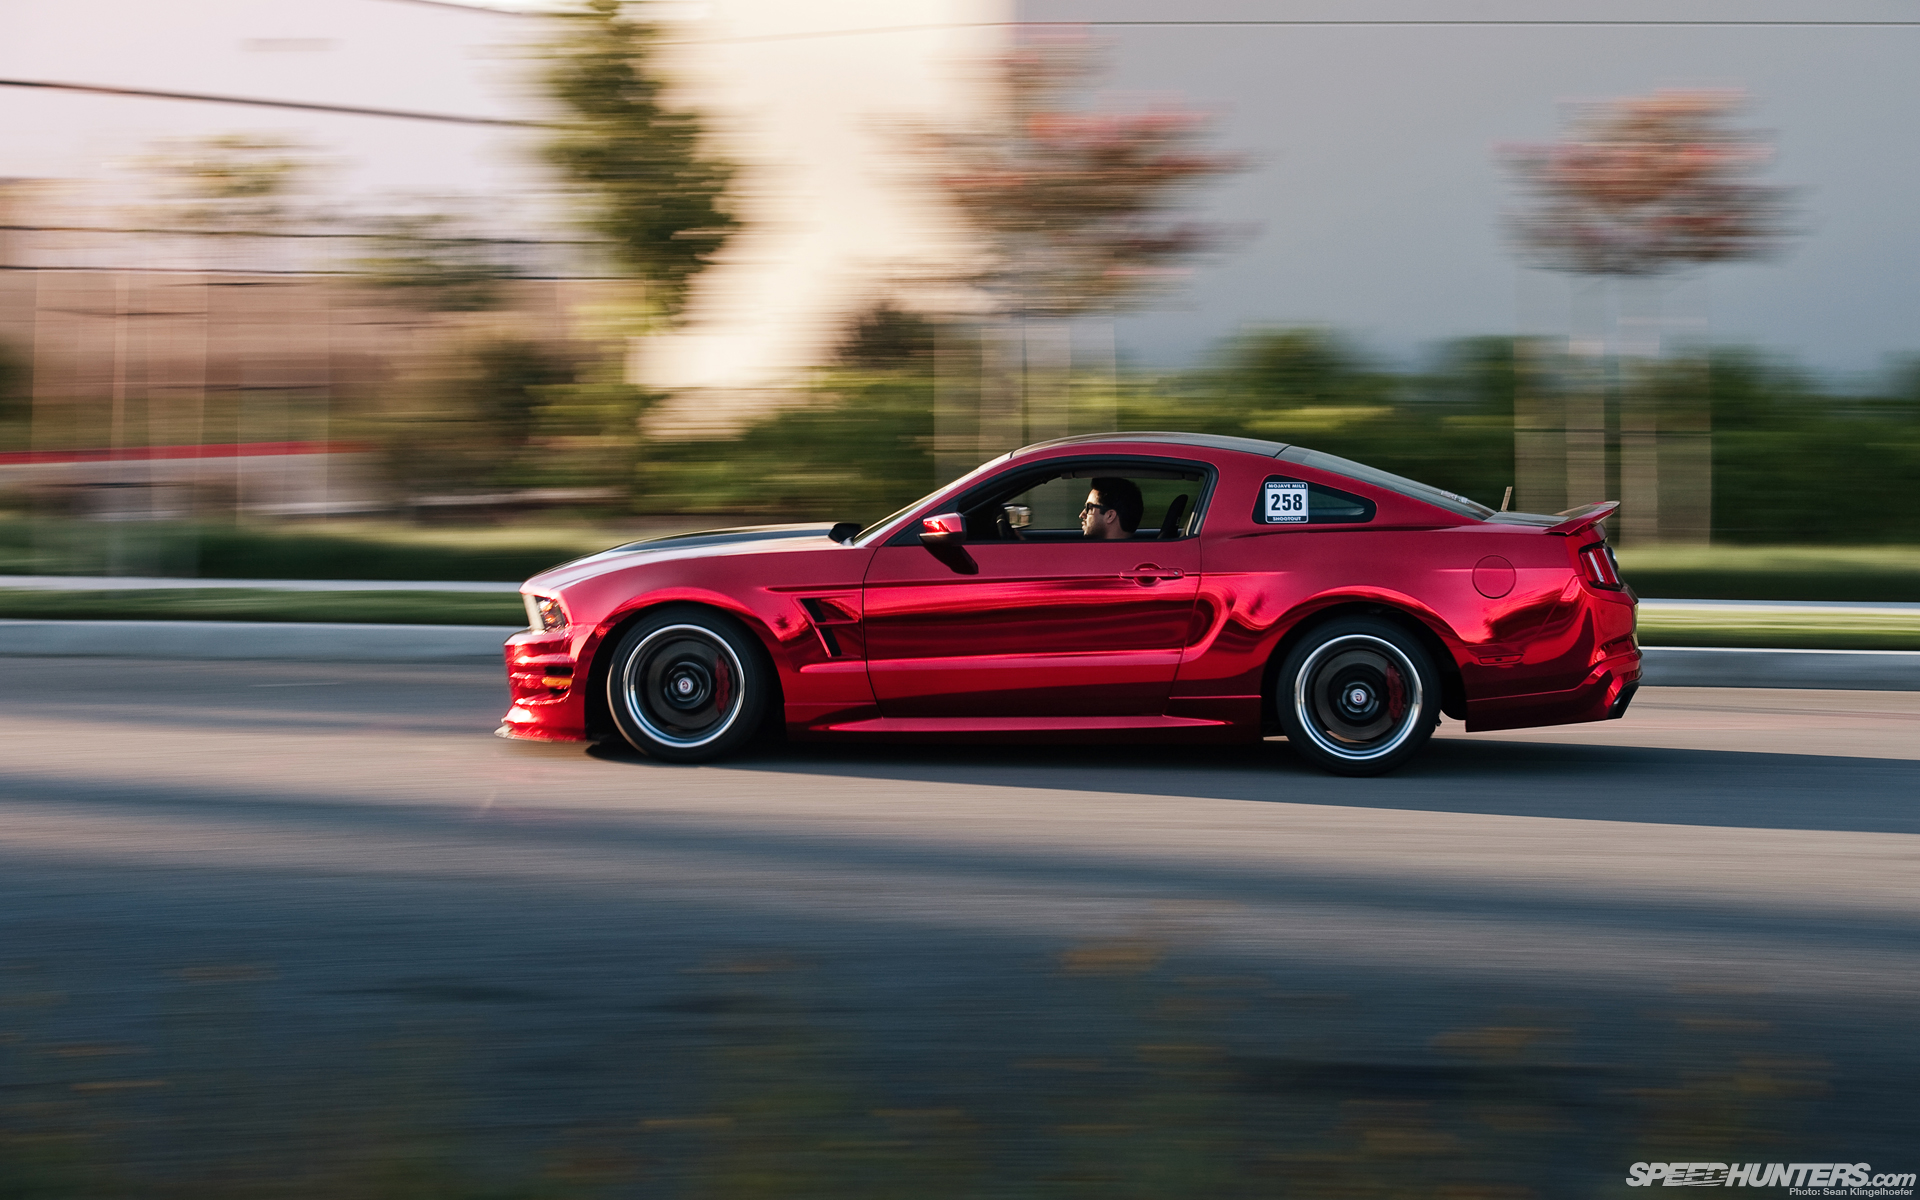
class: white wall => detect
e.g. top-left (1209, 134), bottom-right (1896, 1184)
top-left (1026, 0), bottom-right (1920, 379)
top-left (0, 0), bottom-right (557, 244)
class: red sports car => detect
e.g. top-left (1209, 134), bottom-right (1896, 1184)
top-left (500, 433), bottom-right (1639, 775)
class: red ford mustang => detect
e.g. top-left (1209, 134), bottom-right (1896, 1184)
top-left (500, 433), bottom-right (1639, 775)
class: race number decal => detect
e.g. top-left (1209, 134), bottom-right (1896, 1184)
top-left (1263, 480), bottom-right (1308, 523)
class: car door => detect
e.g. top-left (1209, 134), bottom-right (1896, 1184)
top-left (861, 460), bottom-right (1207, 719)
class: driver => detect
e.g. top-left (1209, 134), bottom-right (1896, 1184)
top-left (1080, 477), bottom-right (1144, 540)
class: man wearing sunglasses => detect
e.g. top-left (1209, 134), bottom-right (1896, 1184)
top-left (1079, 476), bottom-right (1144, 540)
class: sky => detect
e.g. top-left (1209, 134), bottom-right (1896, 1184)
top-left (1024, 0), bottom-right (1920, 381)
top-left (6, 0), bottom-right (1916, 386)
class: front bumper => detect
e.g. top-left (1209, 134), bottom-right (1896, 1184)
top-left (499, 627), bottom-right (590, 741)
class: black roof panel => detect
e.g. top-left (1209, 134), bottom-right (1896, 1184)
top-left (1015, 431), bottom-right (1290, 459)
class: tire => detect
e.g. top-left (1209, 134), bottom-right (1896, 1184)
top-left (605, 606), bottom-right (770, 763)
top-left (1277, 617), bottom-right (1440, 777)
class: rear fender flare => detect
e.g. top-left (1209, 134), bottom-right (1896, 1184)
top-left (1260, 597), bottom-right (1469, 729)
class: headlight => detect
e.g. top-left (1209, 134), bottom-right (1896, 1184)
top-left (524, 594), bottom-right (569, 632)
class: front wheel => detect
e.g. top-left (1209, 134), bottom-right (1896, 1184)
top-left (1278, 618), bottom-right (1440, 777)
top-left (606, 607), bottom-right (770, 763)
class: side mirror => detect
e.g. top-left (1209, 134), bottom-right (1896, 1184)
top-left (828, 521), bottom-right (861, 545)
top-left (918, 512), bottom-right (967, 546)
top-left (917, 512), bottom-right (977, 574)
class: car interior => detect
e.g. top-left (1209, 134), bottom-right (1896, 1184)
top-left (957, 462), bottom-right (1211, 543)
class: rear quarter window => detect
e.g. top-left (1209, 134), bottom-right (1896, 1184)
top-left (1251, 476), bottom-right (1377, 525)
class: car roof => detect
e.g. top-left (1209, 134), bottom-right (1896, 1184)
top-left (1012, 431), bottom-right (1290, 460)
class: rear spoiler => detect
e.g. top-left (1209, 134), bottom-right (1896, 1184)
top-left (1544, 500), bottom-right (1620, 537)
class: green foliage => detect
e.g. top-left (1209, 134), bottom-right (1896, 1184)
top-left (636, 370), bottom-right (937, 523)
top-left (1116, 329), bottom-right (1518, 511)
top-left (1706, 349), bottom-right (1920, 543)
top-left (833, 302), bottom-right (937, 370)
top-left (370, 338), bottom-right (580, 497)
top-left (1615, 544), bottom-right (1920, 603)
top-left (357, 214), bottom-right (521, 313)
top-left (0, 516), bottom-right (700, 581)
top-left (141, 132), bottom-right (312, 234)
top-left (0, 337), bottom-right (28, 441)
top-left (541, 0), bottom-right (738, 320)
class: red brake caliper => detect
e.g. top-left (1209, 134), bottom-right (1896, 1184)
top-left (1384, 666), bottom-right (1406, 721)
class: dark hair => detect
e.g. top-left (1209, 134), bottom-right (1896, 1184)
top-left (1090, 476), bottom-right (1144, 533)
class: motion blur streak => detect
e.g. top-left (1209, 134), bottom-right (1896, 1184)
top-left (1, 658), bottom-right (1916, 1191)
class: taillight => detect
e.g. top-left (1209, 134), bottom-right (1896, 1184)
top-left (1578, 541), bottom-right (1624, 590)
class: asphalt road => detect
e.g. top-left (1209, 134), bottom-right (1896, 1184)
top-left (3, 659), bottom-right (1917, 1196)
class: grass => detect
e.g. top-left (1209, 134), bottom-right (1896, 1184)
top-left (0, 516), bottom-right (717, 582)
top-left (3, 516), bottom-right (1919, 644)
top-left (3, 514), bottom-right (1918, 601)
top-left (1615, 543), bottom-right (1920, 602)
top-left (1636, 602), bottom-right (1920, 650)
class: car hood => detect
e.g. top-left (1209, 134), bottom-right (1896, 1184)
top-left (523, 523), bottom-right (839, 592)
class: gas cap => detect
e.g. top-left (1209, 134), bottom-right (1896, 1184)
top-left (1473, 555), bottom-right (1516, 599)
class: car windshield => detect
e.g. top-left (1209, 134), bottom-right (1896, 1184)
top-left (855, 452), bottom-right (1015, 543)
top-left (1278, 446), bottom-right (1494, 520)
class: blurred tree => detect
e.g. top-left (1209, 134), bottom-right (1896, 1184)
top-left (356, 213), bottom-right (521, 313)
top-left (0, 339), bottom-right (28, 435)
top-left (1126, 329), bottom-right (1513, 509)
top-left (373, 338), bottom-right (582, 499)
top-left (919, 38), bottom-right (1240, 320)
top-left (835, 301), bottom-right (937, 370)
top-left (1502, 90), bottom-right (1797, 540)
top-left (915, 36), bottom-right (1240, 462)
top-left (141, 133), bottom-right (312, 235)
top-left (541, 0), bottom-right (738, 324)
top-left (1504, 91), bottom-right (1792, 277)
top-left (636, 369), bottom-right (934, 522)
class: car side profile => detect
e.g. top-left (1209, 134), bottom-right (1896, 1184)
top-left (500, 432), bottom-right (1640, 775)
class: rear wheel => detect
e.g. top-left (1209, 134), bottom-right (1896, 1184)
top-left (1278, 617), bottom-right (1439, 777)
top-left (606, 607), bottom-right (769, 763)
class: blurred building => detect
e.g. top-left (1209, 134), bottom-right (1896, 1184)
top-left (5, 0), bottom-right (1918, 535)
top-left (0, 0), bottom-right (1007, 451)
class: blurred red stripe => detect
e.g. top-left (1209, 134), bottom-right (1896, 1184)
top-left (0, 441), bottom-right (372, 465)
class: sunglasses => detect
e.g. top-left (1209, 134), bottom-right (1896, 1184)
top-left (1079, 502), bottom-right (1113, 515)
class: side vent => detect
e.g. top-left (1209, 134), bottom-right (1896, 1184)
top-left (798, 595), bottom-right (862, 658)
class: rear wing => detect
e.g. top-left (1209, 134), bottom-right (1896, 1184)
top-left (1544, 500), bottom-right (1620, 537)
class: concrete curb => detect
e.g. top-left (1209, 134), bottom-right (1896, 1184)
top-left (1638, 646), bottom-right (1920, 691)
top-left (0, 620), bottom-right (519, 661)
top-left (3, 621), bottom-right (1918, 688)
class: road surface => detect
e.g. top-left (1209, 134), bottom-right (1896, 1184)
top-left (2, 659), bottom-right (1916, 1195)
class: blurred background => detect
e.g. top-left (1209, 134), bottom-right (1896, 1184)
top-left (0, 0), bottom-right (1914, 589)
top-left (5, 5), bottom-right (1920, 1195)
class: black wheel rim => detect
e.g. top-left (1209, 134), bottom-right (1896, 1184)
top-left (1292, 634), bottom-right (1423, 762)
top-left (619, 624), bottom-right (745, 749)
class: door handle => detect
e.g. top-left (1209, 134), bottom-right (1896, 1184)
top-left (1123, 564), bottom-right (1185, 585)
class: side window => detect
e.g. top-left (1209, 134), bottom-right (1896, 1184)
top-left (885, 459), bottom-right (1211, 544)
top-left (1252, 475), bottom-right (1376, 525)
top-left (994, 475), bottom-right (1192, 537)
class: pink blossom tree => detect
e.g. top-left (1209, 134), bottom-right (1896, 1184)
top-left (916, 38), bottom-right (1240, 463)
top-left (1502, 90), bottom-right (1795, 542)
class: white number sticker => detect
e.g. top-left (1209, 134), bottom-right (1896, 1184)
top-left (1263, 481), bottom-right (1309, 523)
